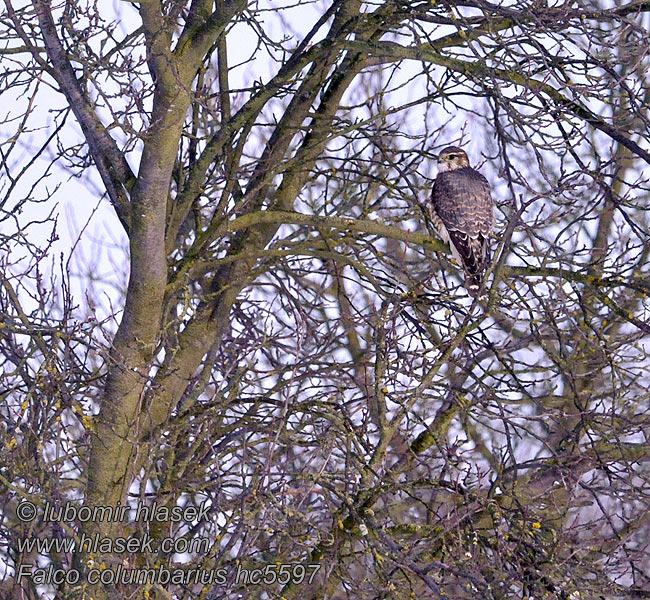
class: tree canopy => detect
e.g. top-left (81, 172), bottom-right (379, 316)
top-left (1, 0), bottom-right (650, 599)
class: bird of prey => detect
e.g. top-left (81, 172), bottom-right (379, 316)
top-left (425, 146), bottom-right (495, 297)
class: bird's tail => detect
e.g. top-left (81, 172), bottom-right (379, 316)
top-left (465, 274), bottom-right (483, 298)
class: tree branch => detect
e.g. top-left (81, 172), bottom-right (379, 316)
top-left (29, 0), bottom-right (135, 228)
top-left (342, 39), bottom-right (650, 166)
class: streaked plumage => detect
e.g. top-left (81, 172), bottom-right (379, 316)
top-left (426, 146), bottom-right (495, 297)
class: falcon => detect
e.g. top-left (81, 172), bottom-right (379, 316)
top-left (426, 146), bottom-right (495, 297)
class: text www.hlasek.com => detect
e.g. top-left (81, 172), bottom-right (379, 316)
top-left (17, 532), bottom-right (208, 555)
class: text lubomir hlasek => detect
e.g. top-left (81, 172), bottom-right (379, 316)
top-left (41, 501), bottom-right (210, 523)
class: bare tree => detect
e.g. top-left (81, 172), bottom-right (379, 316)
top-left (1, 0), bottom-right (650, 599)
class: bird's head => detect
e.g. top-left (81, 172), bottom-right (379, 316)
top-left (437, 146), bottom-right (470, 172)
